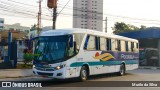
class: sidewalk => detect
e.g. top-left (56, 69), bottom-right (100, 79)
top-left (139, 66), bottom-right (160, 69)
top-left (0, 69), bottom-right (33, 79)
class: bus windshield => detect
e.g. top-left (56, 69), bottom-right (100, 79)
top-left (34, 35), bottom-right (69, 64)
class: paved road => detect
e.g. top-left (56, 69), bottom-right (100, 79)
top-left (1, 69), bottom-right (160, 90)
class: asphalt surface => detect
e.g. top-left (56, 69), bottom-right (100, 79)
top-left (1, 69), bottom-right (160, 90)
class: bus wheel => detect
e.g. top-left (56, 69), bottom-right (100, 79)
top-left (79, 66), bottom-right (88, 81)
top-left (118, 64), bottom-right (125, 76)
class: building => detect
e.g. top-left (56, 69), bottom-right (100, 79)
top-left (0, 18), bottom-right (4, 30)
top-left (4, 23), bottom-right (30, 32)
top-left (73, 0), bottom-right (103, 31)
top-left (119, 27), bottom-right (160, 67)
top-left (0, 30), bottom-right (27, 62)
top-left (27, 29), bottom-right (37, 39)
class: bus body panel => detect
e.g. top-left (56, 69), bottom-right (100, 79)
top-left (33, 28), bottom-right (139, 79)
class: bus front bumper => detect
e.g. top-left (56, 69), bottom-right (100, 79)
top-left (32, 67), bottom-right (66, 79)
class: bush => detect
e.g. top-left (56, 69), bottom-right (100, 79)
top-left (23, 53), bottom-right (34, 67)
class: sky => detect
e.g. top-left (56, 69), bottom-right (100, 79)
top-left (1, 0), bottom-right (160, 33)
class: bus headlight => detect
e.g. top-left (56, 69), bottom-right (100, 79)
top-left (33, 65), bottom-right (35, 68)
top-left (55, 64), bottom-right (66, 70)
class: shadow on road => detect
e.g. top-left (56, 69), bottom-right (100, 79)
top-left (33, 72), bottom-right (133, 87)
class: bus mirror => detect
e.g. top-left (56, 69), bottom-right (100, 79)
top-left (69, 35), bottom-right (73, 47)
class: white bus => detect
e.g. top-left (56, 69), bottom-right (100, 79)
top-left (33, 28), bottom-right (139, 81)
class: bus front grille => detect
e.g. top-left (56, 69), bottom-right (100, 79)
top-left (37, 72), bottom-right (53, 76)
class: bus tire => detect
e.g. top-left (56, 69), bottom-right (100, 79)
top-left (79, 66), bottom-right (88, 81)
top-left (118, 64), bottom-right (125, 76)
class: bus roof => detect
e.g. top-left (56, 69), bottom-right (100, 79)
top-left (40, 28), bottom-right (138, 42)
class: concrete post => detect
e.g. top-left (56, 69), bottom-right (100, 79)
top-left (4, 32), bottom-right (12, 63)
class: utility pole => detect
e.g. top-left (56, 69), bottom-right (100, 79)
top-left (52, 8), bottom-right (57, 29)
top-left (103, 17), bottom-right (107, 33)
top-left (47, 0), bottom-right (57, 30)
top-left (37, 0), bottom-right (42, 36)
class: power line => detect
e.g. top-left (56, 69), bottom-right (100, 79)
top-left (3, 0), bottom-right (160, 23)
top-left (6, 0), bottom-right (49, 9)
top-left (0, 2), bottom-right (52, 18)
top-left (58, 3), bottom-right (160, 23)
top-left (57, 0), bottom-right (71, 16)
top-left (1, 0), bottom-right (160, 26)
top-left (0, 6), bottom-right (52, 20)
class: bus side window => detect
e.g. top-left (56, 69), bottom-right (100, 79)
top-left (84, 35), bottom-right (96, 50)
top-left (95, 36), bottom-right (100, 50)
top-left (84, 35), bottom-right (90, 50)
top-left (125, 41), bottom-right (129, 52)
top-left (131, 42), bottom-right (134, 52)
top-left (128, 42), bottom-right (131, 52)
top-left (107, 38), bottom-right (111, 50)
top-left (117, 40), bottom-right (121, 51)
top-left (121, 41), bottom-right (125, 52)
top-left (136, 43), bottom-right (139, 52)
top-left (134, 42), bottom-right (138, 52)
top-left (100, 37), bottom-right (107, 50)
top-left (136, 43), bottom-right (139, 48)
top-left (111, 39), bottom-right (117, 51)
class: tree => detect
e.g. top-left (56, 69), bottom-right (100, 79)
top-left (140, 25), bottom-right (147, 30)
top-left (30, 24), bottom-right (37, 31)
top-left (23, 53), bottom-right (34, 67)
top-left (112, 22), bottom-right (140, 34)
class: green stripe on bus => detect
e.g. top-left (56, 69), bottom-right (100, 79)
top-left (70, 60), bottom-right (138, 67)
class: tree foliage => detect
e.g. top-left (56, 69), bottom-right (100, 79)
top-left (112, 22), bottom-right (143, 34)
top-left (23, 53), bottom-right (34, 67)
top-left (30, 24), bottom-right (37, 31)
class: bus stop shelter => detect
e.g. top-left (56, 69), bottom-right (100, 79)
top-left (119, 27), bottom-right (160, 67)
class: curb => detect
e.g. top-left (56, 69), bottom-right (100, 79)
top-left (0, 75), bottom-right (34, 79)
top-left (139, 67), bottom-right (160, 69)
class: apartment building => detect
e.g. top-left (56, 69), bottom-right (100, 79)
top-left (73, 0), bottom-right (103, 31)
